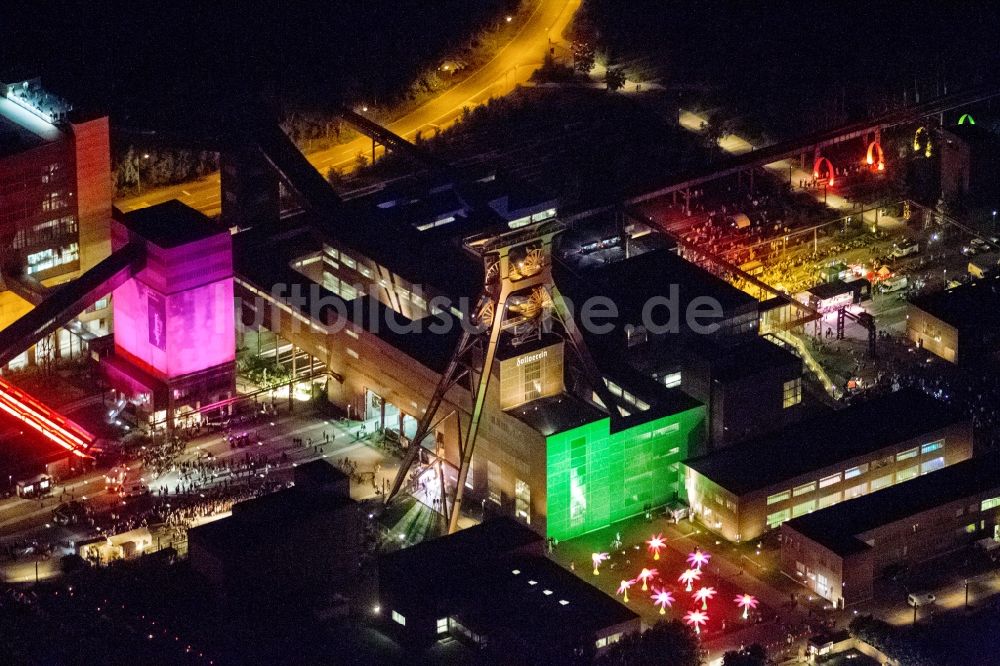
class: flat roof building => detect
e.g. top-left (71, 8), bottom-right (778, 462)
top-left (378, 518), bottom-right (639, 659)
top-left (907, 276), bottom-right (1000, 364)
top-left (781, 455), bottom-right (1000, 607)
top-left (683, 389), bottom-right (973, 541)
top-left (0, 78), bottom-right (112, 364)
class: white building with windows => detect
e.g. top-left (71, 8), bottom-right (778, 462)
top-left (682, 389), bottom-right (973, 542)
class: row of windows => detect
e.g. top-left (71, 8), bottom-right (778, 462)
top-left (766, 441), bottom-right (947, 506)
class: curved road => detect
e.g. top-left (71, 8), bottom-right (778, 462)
top-left (116, 0), bottom-right (580, 217)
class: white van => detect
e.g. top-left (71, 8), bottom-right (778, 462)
top-left (907, 592), bottom-right (936, 607)
top-left (880, 275), bottom-right (908, 293)
top-left (891, 241), bottom-right (920, 259)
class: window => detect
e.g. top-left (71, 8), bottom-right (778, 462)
top-left (896, 448), bottom-right (918, 462)
top-left (921, 440), bottom-right (944, 455)
top-left (391, 610), bottom-right (406, 626)
top-left (819, 473), bottom-right (841, 489)
top-left (896, 465), bottom-right (919, 483)
top-left (346, 348), bottom-right (359, 360)
top-left (981, 496), bottom-right (1000, 512)
top-left (25, 243), bottom-right (79, 275)
top-left (436, 618), bottom-right (448, 635)
top-left (793, 482), bottom-right (816, 497)
top-left (819, 492), bottom-right (841, 508)
top-left (487, 461), bottom-right (501, 504)
top-left (767, 508), bottom-right (791, 527)
top-left (844, 464), bottom-right (868, 480)
top-left (872, 474), bottom-right (893, 491)
top-left (515, 479), bottom-right (531, 524)
top-left (783, 378), bottom-right (802, 408)
top-left (920, 457), bottom-right (945, 475)
top-left (767, 490), bottom-right (791, 506)
top-left (341, 254), bottom-right (357, 270)
top-left (523, 359), bottom-right (542, 402)
top-left (844, 483), bottom-right (867, 500)
top-left (792, 499), bottom-right (816, 517)
top-left (660, 371), bottom-right (682, 388)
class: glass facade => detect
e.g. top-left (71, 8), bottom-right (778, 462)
top-left (546, 407), bottom-right (704, 540)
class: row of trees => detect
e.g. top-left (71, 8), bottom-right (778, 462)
top-left (112, 146), bottom-right (219, 198)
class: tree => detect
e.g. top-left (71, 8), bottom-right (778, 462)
top-left (596, 620), bottom-right (699, 666)
top-left (572, 39), bottom-right (597, 73)
top-left (605, 67), bottom-right (626, 92)
top-left (722, 644), bottom-right (767, 666)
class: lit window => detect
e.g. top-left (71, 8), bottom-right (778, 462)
top-left (528, 580), bottom-right (537, 586)
top-left (782, 378), bottom-right (802, 408)
top-left (896, 465), bottom-right (919, 483)
top-left (844, 464), bottom-right (868, 480)
top-left (766, 490), bottom-right (791, 505)
top-left (766, 508), bottom-right (791, 527)
top-left (341, 254), bottom-right (357, 270)
top-left (511, 569), bottom-right (521, 575)
top-left (346, 348), bottom-right (359, 359)
top-left (819, 473), bottom-right (841, 488)
top-left (660, 371), bottom-right (682, 388)
top-left (543, 589), bottom-right (553, 596)
top-left (436, 618), bottom-right (448, 635)
top-left (896, 448), bottom-right (918, 462)
top-left (793, 481), bottom-right (816, 497)
top-left (391, 610), bottom-right (406, 626)
top-left (920, 457), bottom-right (945, 475)
top-left (981, 497), bottom-right (1000, 512)
top-left (921, 440), bottom-right (944, 455)
top-left (558, 600), bottom-right (569, 606)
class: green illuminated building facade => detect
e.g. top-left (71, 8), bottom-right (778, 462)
top-left (546, 406), bottom-right (706, 540)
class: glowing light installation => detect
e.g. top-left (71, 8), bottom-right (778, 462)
top-left (651, 588), bottom-right (675, 615)
top-left (0, 376), bottom-right (93, 457)
top-left (678, 568), bottom-right (701, 592)
top-left (684, 609), bottom-right (708, 636)
top-left (617, 579), bottom-right (635, 602)
top-left (686, 549), bottom-right (711, 570)
top-left (693, 586), bottom-right (716, 610)
top-left (813, 156), bottom-right (835, 186)
top-left (636, 567), bottom-right (658, 591)
top-left (959, 113), bottom-right (976, 125)
top-left (592, 552), bottom-right (609, 576)
top-left (866, 140), bottom-right (885, 171)
top-left (913, 127), bottom-right (932, 158)
top-left (647, 533), bottom-right (666, 560)
top-left (735, 593), bottom-right (759, 620)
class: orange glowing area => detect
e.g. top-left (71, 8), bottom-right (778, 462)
top-left (592, 552), bottom-right (609, 575)
top-left (877, 161), bottom-right (885, 171)
top-left (735, 593), bottom-right (759, 619)
top-left (684, 609), bottom-right (709, 635)
top-left (636, 567), bottom-right (658, 591)
top-left (617, 579), bottom-right (635, 602)
top-left (678, 568), bottom-right (701, 592)
top-left (686, 549), bottom-right (711, 570)
top-left (646, 533), bottom-right (666, 560)
top-left (693, 586), bottom-right (716, 610)
top-left (651, 588), bottom-right (675, 615)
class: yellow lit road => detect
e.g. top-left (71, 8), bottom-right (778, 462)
top-left (116, 0), bottom-right (580, 217)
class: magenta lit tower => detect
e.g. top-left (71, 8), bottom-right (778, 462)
top-left (101, 200), bottom-right (236, 430)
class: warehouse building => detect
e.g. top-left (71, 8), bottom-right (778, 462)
top-left (682, 389), bottom-right (973, 542)
top-left (780, 455), bottom-right (1000, 607)
top-left (378, 518), bottom-right (640, 659)
top-left (907, 276), bottom-right (1000, 365)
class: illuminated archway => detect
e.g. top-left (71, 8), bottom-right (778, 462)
top-left (913, 127), bottom-right (932, 158)
top-left (958, 113), bottom-right (976, 125)
top-left (866, 140), bottom-right (885, 171)
top-left (813, 156), bottom-right (835, 185)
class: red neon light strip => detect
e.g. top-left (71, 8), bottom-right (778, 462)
top-left (0, 390), bottom-right (91, 449)
top-left (0, 377), bottom-right (93, 444)
top-left (0, 377), bottom-right (94, 456)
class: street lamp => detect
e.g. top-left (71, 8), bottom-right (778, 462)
top-left (134, 153), bottom-right (150, 194)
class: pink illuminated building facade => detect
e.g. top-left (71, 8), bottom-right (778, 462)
top-left (100, 201), bottom-right (236, 429)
